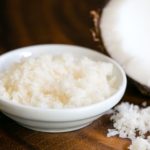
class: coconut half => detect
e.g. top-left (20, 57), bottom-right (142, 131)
top-left (99, 0), bottom-right (150, 95)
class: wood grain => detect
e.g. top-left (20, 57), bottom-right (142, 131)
top-left (0, 0), bottom-right (149, 150)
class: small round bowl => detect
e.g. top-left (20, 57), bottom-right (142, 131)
top-left (0, 44), bottom-right (127, 132)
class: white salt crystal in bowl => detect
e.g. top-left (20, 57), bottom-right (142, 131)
top-left (0, 44), bottom-right (127, 132)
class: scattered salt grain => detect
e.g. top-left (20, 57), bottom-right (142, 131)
top-left (108, 102), bottom-right (150, 149)
top-left (129, 137), bottom-right (150, 150)
top-left (142, 101), bottom-right (147, 107)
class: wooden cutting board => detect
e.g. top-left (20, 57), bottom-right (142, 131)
top-left (0, 0), bottom-right (149, 149)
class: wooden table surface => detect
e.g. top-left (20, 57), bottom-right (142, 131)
top-left (0, 0), bottom-right (149, 150)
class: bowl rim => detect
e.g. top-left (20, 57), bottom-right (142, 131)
top-left (0, 44), bottom-right (127, 112)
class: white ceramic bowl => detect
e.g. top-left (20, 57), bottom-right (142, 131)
top-left (0, 44), bottom-right (127, 132)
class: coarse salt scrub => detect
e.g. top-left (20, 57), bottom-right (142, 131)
top-left (0, 54), bottom-right (117, 108)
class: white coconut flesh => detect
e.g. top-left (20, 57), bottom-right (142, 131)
top-left (100, 0), bottom-right (150, 87)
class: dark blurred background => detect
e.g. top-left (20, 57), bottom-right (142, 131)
top-left (0, 0), bottom-right (108, 54)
